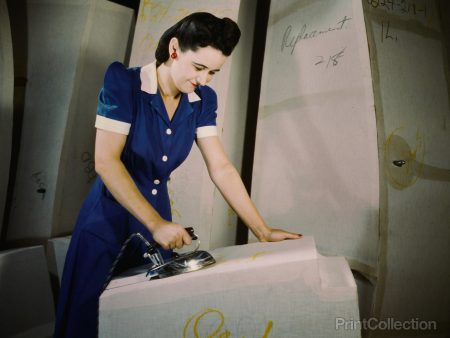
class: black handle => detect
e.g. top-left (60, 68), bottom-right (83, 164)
top-left (185, 227), bottom-right (198, 240)
top-left (149, 227), bottom-right (198, 250)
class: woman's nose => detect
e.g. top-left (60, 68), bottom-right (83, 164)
top-left (197, 71), bottom-right (208, 85)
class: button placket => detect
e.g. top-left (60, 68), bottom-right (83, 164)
top-left (161, 127), bottom-right (171, 164)
top-left (162, 125), bottom-right (173, 165)
top-left (151, 178), bottom-right (160, 196)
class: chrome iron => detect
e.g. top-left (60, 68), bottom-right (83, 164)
top-left (142, 227), bottom-right (216, 279)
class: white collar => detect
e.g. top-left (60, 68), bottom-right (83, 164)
top-left (140, 61), bottom-right (201, 103)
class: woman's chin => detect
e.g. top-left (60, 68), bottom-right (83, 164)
top-left (181, 87), bottom-right (197, 94)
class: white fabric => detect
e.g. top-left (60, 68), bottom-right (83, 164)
top-left (140, 62), bottom-right (158, 94)
top-left (196, 125), bottom-right (218, 138)
top-left (100, 237), bottom-right (360, 337)
top-left (95, 115), bottom-right (131, 135)
top-left (187, 91), bottom-right (201, 102)
top-left (140, 61), bottom-right (202, 102)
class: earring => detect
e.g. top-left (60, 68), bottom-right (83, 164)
top-left (171, 49), bottom-right (177, 59)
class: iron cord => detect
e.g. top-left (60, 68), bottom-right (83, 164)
top-left (101, 232), bottom-right (155, 292)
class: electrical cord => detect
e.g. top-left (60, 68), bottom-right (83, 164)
top-left (101, 232), bottom-right (154, 292)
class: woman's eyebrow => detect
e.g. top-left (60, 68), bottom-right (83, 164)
top-left (193, 62), bottom-right (221, 72)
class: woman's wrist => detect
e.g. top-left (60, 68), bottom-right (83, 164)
top-left (144, 215), bottom-right (165, 233)
top-left (251, 223), bottom-right (272, 242)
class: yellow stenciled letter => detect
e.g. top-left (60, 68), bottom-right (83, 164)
top-left (183, 308), bottom-right (273, 338)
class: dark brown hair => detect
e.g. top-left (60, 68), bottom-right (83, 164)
top-left (155, 12), bottom-right (241, 66)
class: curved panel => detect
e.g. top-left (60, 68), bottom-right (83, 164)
top-left (251, 0), bottom-right (380, 271)
top-left (53, 1), bottom-right (134, 236)
top-left (7, 0), bottom-right (133, 240)
top-left (0, 0), bottom-right (14, 237)
top-left (364, 0), bottom-right (450, 326)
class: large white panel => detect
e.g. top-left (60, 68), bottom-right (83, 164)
top-left (100, 237), bottom-right (360, 337)
top-left (8, 0), bottom-right (89, 240)
top-left (0, 246), bottom-right (54, 337)
top-left (0, 0), bottom-right (14, 237)
top-left (129, 0), bottom-right (255, 250)
top-left (251, 0), bottom-right (379, 271)
top-left (363, 0), bottom-right (450, 329)
top-left (7, 0), bottom-right (133, 240)
top-left (52, 1), bottom-right (134, 236)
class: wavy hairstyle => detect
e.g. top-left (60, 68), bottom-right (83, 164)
top-left (155, 12), bottom-right (241, 66)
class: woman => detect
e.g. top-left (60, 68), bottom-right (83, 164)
top-left (54, 12), bottom-right (301, 338)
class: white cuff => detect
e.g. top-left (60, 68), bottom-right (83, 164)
top-left (95, 115), bottom-right (131, 135)
top-left (196, 125), bottom-right (218, 138)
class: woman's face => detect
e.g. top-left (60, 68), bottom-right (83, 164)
top-left (169, 42), bottom-right (227, 93)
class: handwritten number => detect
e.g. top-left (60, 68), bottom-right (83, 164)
top-left (315, 48), bottom-right (346, 69)
top-left (315, 56), bottom-right (325, 66)
top-left (367, 0), bottom-right (427, 18)
top-left (381, 20), bottom-right (398, 42)
top-left (328, 47), bottom-right (346, 67)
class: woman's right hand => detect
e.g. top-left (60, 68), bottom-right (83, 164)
top-left (151, 220), bottom-right (193, 250)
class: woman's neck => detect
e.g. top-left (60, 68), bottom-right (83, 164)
top-left (156, 63), bottom-right (180, 99)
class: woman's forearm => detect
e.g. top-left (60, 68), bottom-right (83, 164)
top-left (209, 162), bottom-right (271, 241)
top-left (95, 158), bottom-right (163, 232)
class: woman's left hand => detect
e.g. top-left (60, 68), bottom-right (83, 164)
top-left (261, 228), bottom-right (302, 242)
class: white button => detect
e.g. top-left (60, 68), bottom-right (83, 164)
top-left (151, 189), bottom-right (158, 195)
top-left (166, 128), bottom-right (172, 135)
top-left (162, 155), bottom-right (168, 162)
top-left (154, 179), bottom-right (160, 185)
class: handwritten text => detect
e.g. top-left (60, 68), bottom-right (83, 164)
top-left (81, 152), bottom-right (96, 183)
top-left (31, 171), bottom-right (46, 199)
top-left (281, 16), bottom-right (352, 55)
top-left (367, 0), bottom-right (427, 18)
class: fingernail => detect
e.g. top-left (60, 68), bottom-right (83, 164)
top-left (298, 234), bottom-right (303, 237)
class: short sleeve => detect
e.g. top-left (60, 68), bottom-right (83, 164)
top-left (196, 86), bottom-right (218, 138)
top-left (95, 62), bottom-right (133, 135)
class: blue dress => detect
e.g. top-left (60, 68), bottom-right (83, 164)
top-left (54, 61), bottom-right (218, 338)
